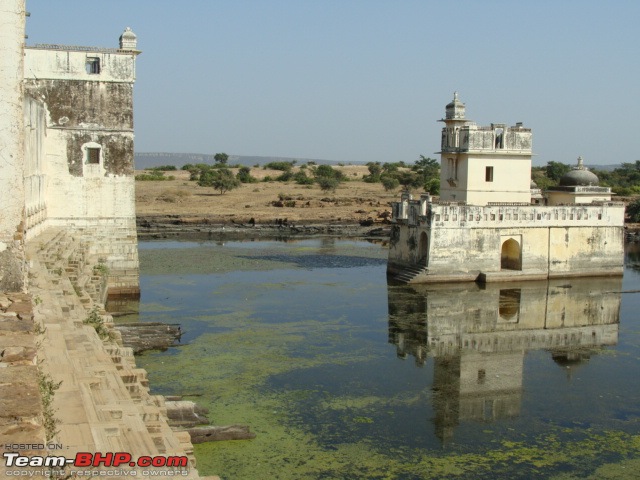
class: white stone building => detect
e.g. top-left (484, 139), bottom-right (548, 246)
top-left (0, 0), bottom-right (140, 296)
top-left (387, 94), bottom-right (625, 283)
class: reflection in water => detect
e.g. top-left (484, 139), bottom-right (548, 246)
top-left (387, 277), bottom-right (622, 444)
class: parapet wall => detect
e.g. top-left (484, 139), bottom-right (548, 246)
top-left (388, 199), bottom-right (625, 283)
top-left (394, 200), bottom-right (625, 229)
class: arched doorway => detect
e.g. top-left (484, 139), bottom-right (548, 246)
top-left (501, 238), bottom-right (521, 270)
top-left (418, 232), bottom-right (429, 266)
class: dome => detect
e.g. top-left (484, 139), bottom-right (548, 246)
top-left (559, 156), bottom-right (599, 186)
top-left (445, 92), bottom-right (466, 120)
top-left (530, 179), bottom-right (538, 188)
top-left (119, 27), bottom-right (138, 50)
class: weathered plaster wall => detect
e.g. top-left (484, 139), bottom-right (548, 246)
top-left (548, 226), bottom-right (624, 277)
top-left (24, 97), bottom-right (48, 239)
top-left (22, 45), bottom-right (139, 295)
top-left (25, 79), bottom-right (134, 134)
top-left (23, 48), bottom-right (137, 83)
top-left (0, 0), bottom-right (27, 290)
top-left (388, 202), bottom-right (625, 282)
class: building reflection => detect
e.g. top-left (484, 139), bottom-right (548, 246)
top-left (387, 278), bottom-right (621, 444)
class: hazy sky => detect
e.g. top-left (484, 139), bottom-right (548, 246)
top-left (25, 0), bottom-right (640, 166)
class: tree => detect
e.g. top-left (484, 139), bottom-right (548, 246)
top-left (412, 155), bottom-right (440, 191)
top-left (627, 198), bottom-right (640, 222)
top-left (396, 171), bottom-right (423, 190)
top-left (214, 152), bottom-right (229, 166)
top-left (313, 164), bottom-right (345, 180)
top-left (198, 167), bottom-right (240, 194)
top-left (412, 156), bottom-right (439, 177)
top-left (531, 166), bottom-right (555, 190)
top-left (363, 162), bottom-right (382, 183)
top-left (545, 161), bottom-right (571, 182)
top-left (425, 177), bottom-right (440, 195)
top-left (381, 175), bottom-right (400, 192)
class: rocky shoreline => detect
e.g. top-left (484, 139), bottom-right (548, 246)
top-left (136, 215), bottom-right (392, 240)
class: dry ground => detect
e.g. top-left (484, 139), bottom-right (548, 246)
top-left (135, 165), bottom-right (399, 225)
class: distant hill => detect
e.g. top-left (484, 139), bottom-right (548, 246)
top-left (134, 152), bottom-right (356, 170)
top-left (590, 164), bottom-right (621, 172)
top-left (134, 153), bottom-right (624, 172)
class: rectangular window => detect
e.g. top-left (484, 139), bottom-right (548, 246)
top-left (485, 166), bottom-right (494, 182)
top-left (86, 57), bottom-right (100, 74)
top-left (87, 147), bottom-right (100, 164)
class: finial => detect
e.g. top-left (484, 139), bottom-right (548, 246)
top-left (577, 156), bottom-right (584, 169)
top-left (453, 91), bottom-right (459, 101)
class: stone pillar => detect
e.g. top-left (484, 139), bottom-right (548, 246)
top-left (0, 0), bottom-right (26, 290)
top-left (419, 193), bottom-right (432, 216)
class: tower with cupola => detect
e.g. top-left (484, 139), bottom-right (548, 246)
top-left (438, 93), bottom-right (533, 205)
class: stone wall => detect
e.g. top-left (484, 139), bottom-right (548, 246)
top-left (24, 97), bottom-right (48, 240)
top-left (388, 201), bottom-right (625, 282)
top-left (22, 43), bottom-right (140, 296)
top-left (0, 0), bottom-right (27, 291)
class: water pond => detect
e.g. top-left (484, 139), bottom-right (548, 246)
top-left (115, 238), bottom-right (640, 479)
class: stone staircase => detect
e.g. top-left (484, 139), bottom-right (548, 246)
top-left (389, 263), bottom-right (428, 284)
top-left (25, 228), bottom-right (217, 479)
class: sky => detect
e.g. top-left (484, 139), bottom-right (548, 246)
top-left (24, 0), bottom-right (640, 166)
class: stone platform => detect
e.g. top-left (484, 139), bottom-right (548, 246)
top-left (0, 228), bottom-right (219, 479)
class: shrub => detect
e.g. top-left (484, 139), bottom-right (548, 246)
top-left (276, 171), bottom-right (294, 182)
top-left (135, 170), bottom-right (173, 181)
top-left (38, 371), bottom-right (62, 441)
top-left (316, 176), bottom-right (340, 192)
top-left (294, 171), bottom-right (314, 185)
top-left (84, 307), bottom-right (111, 340)
top-left (237, 166), bottom-right (258, 183)
top-left (264, 161), bottom-right (294, 171)
top-left (150, 165), bottom-right (177, 171)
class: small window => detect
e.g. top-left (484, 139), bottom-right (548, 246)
top-left (86, 57), bottom-right (100, 74)
top-left (485, 166), bottom-right (494, 182)
top-left (87, 147), bottom-right (100, 164)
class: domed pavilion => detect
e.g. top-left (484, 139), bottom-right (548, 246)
top-left (546, 157), bottom-right (613, 205)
